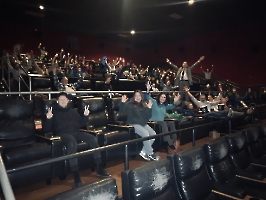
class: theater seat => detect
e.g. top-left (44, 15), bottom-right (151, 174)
top-left (46, 178), bottom-right (121, 200)
top-left (257, 123), bottom-right (266, 153)
top-left (76, 97), bottom-right (135, 164)
top-left (226, 131), bottom-right (266, 176)
top-left (204, 137), bottom-right (266, 199)
top-left (122, 159), bottom-right (181, 200)
top-left (0, 97), bottom-right (60, 188)
top-left (168, 146), bottom-right (243, 200)
top-left (242, 127), bottom-right (266, 160)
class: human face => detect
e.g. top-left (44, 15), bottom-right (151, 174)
top-left (58, 95), bottom-right (69, 108)
top-left (159, 94), bottom-right (166, 104)
top-left (221, 97), bottom-right (228, 104)
top-left (199, 95), bottom-right (206, 102)
top-left (134, 92), bottom-right (142, 103)
top-left (182, 62), bottom-right (188, 68)
top-left (61, 77), bottom-right (68, 86)
top-left (188, 103), bottom-right (193, 110)
top-left (208, 95), bottom-right (213, 101)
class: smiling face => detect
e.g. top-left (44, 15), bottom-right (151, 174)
top-left (134, 92), bottom-right (142, 103)
top-left (58, 95), bottom-right (69, 108)
top-left (159, 94), bottom-right (167, 104)
top-left (199, 94), bottom-right (206, 103)
top-left (182, 62), bottom-right (188, 68)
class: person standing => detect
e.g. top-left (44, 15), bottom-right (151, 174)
top-left (200, 65), bottom-right (213, 84)
top-left (166, 56), bottom-right (205, 101)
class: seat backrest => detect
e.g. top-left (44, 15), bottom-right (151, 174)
top-left (203, 137), bottom-right (236, 184)
top-left (33, 77), bottom-right (52, 90)
top-left (0, 97), bottom-right (35, 140)
top-left (258, 123), bottom-right (266, 138)
top-left (94, 80), bottom-right (104, 91)
top-left (77, 79), bottom-right (91, 90)
top-left (242, 127), bottom-right (264, 159)
top-left (226, 132), bottom-right (250, 169)
top-left (122, 159), bottom-right (181, 200)
top-left (78, 97), bottom-right (108, 128)
top-left (47, 178), bottom-right (119, 200)
top-left (169, 146), bottom-right (212, 200)
top-left (111, 97), bottom-right (127, 123)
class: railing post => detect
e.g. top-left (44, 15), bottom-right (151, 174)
top-left (124, 144), bottom-right (129, 171)
top-left (228, 119), bottom-right (231, 134)
top-left (18, 69), bottom-right (21, 97)
top-left (0, 147), bottom-right (16, 200)
top-left (48, 92), bottom-right (51, 100)
top-left (192, 128), bottom-right (195, 147)
top-left (29, 76), bottom-right (32, 100)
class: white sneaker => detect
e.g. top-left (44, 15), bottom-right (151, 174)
top-left (148, 153), bottom-right (160, 161)
top-left (139, 151), bottom-right (150, 161)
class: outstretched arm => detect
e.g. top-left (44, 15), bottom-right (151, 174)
top-left (190, 56), bottom-right (205, 71)
top-left (166, 58), bottom-right (179, 71)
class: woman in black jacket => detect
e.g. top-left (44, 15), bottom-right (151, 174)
top-left (119, 90), bottom-right (160, 161)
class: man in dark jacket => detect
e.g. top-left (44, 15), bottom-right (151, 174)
top-left (42, 92), bottom-right (110, 188)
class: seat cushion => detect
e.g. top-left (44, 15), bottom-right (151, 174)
top-left (3, 143), bottom-right (51, 168)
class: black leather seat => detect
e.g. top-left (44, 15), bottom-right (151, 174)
top-left (46, 178), bottom-right (121, 200)
top-left (76, 97), bottom-right (135, 163)
top-left (168, 146), bottom-right (243, 200)
top-left (0, 97), bottom-right (60, 188)
top-left (203, 137), bottom-right (266, 199)
top-left (242, 127), bottom-right (266, 160)
top-left (258, 123), bottom-right (266, 153)
top-left (122, 159), bottom-right (181, 200)
top-left (226, 131), bottom-right (266, 176)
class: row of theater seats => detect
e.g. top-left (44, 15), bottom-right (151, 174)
top-left (30, 76), bottom-right (146, 94)
top-left (47, 125), bottom-right (266, 200)
top-left (0, 95), bottom-right (262, 189)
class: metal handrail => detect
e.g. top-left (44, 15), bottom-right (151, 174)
top-left (0, 148), bottom-right (16, 200)
top-left (6, 118), bottom-right (229, 174)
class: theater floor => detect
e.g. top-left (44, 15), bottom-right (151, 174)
top-left (4, 122), bottom-right (262, 200)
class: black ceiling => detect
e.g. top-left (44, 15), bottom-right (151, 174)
top-left (1, 0), bottom-right (266, 47)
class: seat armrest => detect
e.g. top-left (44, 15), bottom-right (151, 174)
top-left (79, 129), bottom-right (101, 137)
top-left (212, 181), bottom-right (246, 199)
top-left (164, 118), bottom-right (179, 121)
top-left (236, 174), bottom-right (266, 190)
top-left (79, 129), bottom-right (105, 146)
top-left (235, 168), bottom-right (263, 180)
top-left (35, 134), bottom-right (60, 143)
top-left (211, 190), bottom-right (246, 199)
top-left (107, 124), bottom-right (133, 130)
top-left (108, 121), bottom-right (125, 125)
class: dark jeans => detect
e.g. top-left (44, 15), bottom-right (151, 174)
top-left (178, 80), bottom-right (190, 101)
top-left (60, 131), bottom-right (102, 171)
top-left (156, 121), bottom-right (178, 146)
top-left (205, 110), bottom-right (228, 118)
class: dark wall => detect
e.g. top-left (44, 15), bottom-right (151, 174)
top-left (1, 19), bottom-right (266, 85)
top-left (140, 21), bottom-right (266, 86)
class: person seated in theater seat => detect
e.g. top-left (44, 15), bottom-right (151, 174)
top-left (42, 92), bottom-right (110, 188)
top-left (178, 101), bottom-right (196, 119)
top-left (145, 83), bottom-right (181, 154)
top-left (119, 90), bottom-right (160, 161)
top-left (183, 86), bottom-right (238, 118)
top-left (101, 74), bottom-right (113, 91)
top-left (52, 67), bottom-right (86, 95)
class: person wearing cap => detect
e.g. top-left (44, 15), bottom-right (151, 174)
top-left (42, 92), bottom-right (110, 188)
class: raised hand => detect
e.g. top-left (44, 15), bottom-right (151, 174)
top-left (121, 95), bottom-right (128, 103)
top-left (146, 82), bottom-right (151, 91)
top-left (166, 58), bottom-right (170, 63)
top-left (199, 56), bottom-right (205, 61)
top-left (147, 100), bottom-right (153, 108)
top-left (183, 86), bottom-right (189, 92)
top-left (84, 105), bottom-right (90, 116)
top-left (46, 107), bottom-right (53, 119)
top-left (174, 93), bottom-right (181, 103)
